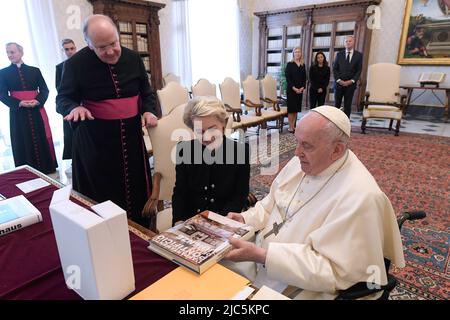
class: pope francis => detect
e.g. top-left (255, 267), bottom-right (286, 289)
top-left (224, 106), bottom-right (405, 300)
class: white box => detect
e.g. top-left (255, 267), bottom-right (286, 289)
top-left (49, 186), bottom-right (135, 300)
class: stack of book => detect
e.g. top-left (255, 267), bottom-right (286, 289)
top-left (148, 211), bottom-right (254, 275)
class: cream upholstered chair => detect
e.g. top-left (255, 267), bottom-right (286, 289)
top-left (362, 63), bottom-right (406, 136)
top-left (242, 75), bottom-right (284, 131)
top-left (142, 103), bottom-right (194, 232)
top-left (142, 128), bottom-right (153, 156)
top-left (261, 74), bottom-right (288, 128)
top-left (192, 79), bottom-right (217, 98)
top-left (163, 73), bottom-right (181, 86)
top-left (219, 77), bottom-right (264, 131)
top-left (157, 82), bottom-right (190, 116)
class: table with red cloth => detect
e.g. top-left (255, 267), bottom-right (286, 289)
top-left (0, 166), bottom-right (177, 300)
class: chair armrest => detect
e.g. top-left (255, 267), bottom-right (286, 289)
top-left (363, 91), bottom-right (370, 109)
top-left (397, 211), bottom-right (426, 230)
top-left (277, 95), bottom-right (286, 103)
top-left (246, 192), bottom-right (258, 209)
top-left (243, 100), bottom-right (262, 116)
top-left (142, 172), bottom-right (162, 233)
top-left (399, 94), bottom-right (407, 110)
top-left (224, 103), bottom-right (242, 122)
top-left (335, 275), bottom-right (397, 300)
top-left (224, 103), bottom-right (243, 114)
top-left (261, 97), bottom-right (281, 111)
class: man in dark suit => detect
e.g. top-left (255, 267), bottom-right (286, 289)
top-left (55, 39), bottom-right (77, 163)
top-left (333, 36), bottom-right (362, 118)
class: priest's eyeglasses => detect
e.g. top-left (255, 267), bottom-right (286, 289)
top-left (92, 41), bottom-right (120, 53)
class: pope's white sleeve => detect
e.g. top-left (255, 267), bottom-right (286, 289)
top-left (265, 242), bottom-right (337, 293)
top-left (241, 186), bottom-right (276, 232)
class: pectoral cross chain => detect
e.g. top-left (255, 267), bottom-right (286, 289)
top-left (264, 221), bottom-right (284, 239)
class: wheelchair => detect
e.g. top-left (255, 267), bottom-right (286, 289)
top-left (335, 211), bottom-right (426, 300)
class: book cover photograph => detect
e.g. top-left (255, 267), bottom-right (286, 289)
top-left (0, 195), bottom-right (42, 236)
top-left (148, 211), bottom-right (254, 274)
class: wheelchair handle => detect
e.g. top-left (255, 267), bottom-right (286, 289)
top-left (406, 211), bottom-right (426, 220)
top-left (397, 211), bottom-right (426, 229)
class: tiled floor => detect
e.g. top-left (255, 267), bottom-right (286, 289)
top-left (349, 112), bottom-right (450, 137)
top-left (244, 111), bottom-right (450, 138)
top-left (0, 112), bottom-right (449, 185)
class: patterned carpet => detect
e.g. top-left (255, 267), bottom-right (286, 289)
top-left (248, 128), bottom-right (450, 300)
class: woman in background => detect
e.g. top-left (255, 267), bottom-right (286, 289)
top-left (285, 47), bottom-right (307, 133)
top-left (172, 97), bottom-right (250, 226)
top-left (309, 51), bottom-right (331, 109)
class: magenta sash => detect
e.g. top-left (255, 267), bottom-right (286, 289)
top-left (82, 96), bottom-right (139, 120)
top-left (10, 91), bottom-right (56, 162)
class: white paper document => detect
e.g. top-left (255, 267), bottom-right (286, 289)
top-left (16, 178), bottom-right (50, 194)
top-left (251, 285), bottom-right (291, 300)
top-left (231, 286), bottom-right (255, 300)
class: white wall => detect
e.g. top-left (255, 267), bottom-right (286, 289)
top-left (51, 0), bottom-right (178, 76)
top-left (240, 0), bottom-right (450, 104)
top-left (52, 0), bottom-right (92, 61)
top-left (370, 0), bottom-right (450, 90)
top-left (51, 0), bottom-right (449, 105)
top-left (238, 0), bottom-right (255, 82)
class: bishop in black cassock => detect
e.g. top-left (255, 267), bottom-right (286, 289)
top-left (56, 44), bottom-right (157, 226)
top-left (0, 49), bottom-right (57, 174)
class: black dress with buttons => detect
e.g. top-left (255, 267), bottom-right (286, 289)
top-left (172, 137), bottom-right (250, 224)
top-left (56, 46), bottom-right (156, 227)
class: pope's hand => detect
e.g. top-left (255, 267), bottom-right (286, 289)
top-left (224, 238), bottom-right (267, 264)
top-left (227, 212), bottom-right (245, 224)
top-left (64, 106), bottom-right (95, 122)
top-left (142, 112), bottom-right (158, 128)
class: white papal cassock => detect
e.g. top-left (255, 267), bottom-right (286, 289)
top-left (229, 150), bottom-right (405, 300)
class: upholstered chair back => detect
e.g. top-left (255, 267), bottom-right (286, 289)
top-left (192, 79), bottom-right (217, 98)
top-left (367, 63), bottom-right (401, 103)
top-left (147, 103), bottom-right (194, 200)
top-left (157, 82), bottom-right (190, 116)
top-left (242, 75), bottom-right (261, 106)
top-left (163, 73), bottom-right (181, 86)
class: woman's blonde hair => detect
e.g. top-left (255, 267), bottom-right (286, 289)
top-left (183, 96), bottom-right (229, 130)
top-left (291, 47), bottom-right (305, 65)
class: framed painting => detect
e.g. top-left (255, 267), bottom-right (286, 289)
top-left (398, 0), bottom-right (450, 65)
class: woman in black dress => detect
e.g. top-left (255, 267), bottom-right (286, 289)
top-left (172, 97), bottom-right (250, 226)
top-left (309, 51), bottom-right (331, 109)
top-left (285, 47), bottom-right (306, 133)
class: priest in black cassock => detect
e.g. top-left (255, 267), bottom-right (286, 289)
top-left (0, 43), bottom-right (57, 174)
top-left (55, 38), bottom-right (77, 162)
top-left (56, 15), bottom-right (158, 227)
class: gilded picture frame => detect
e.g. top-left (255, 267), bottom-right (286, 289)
top-left (398, 0), bottom-right (450, 65)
